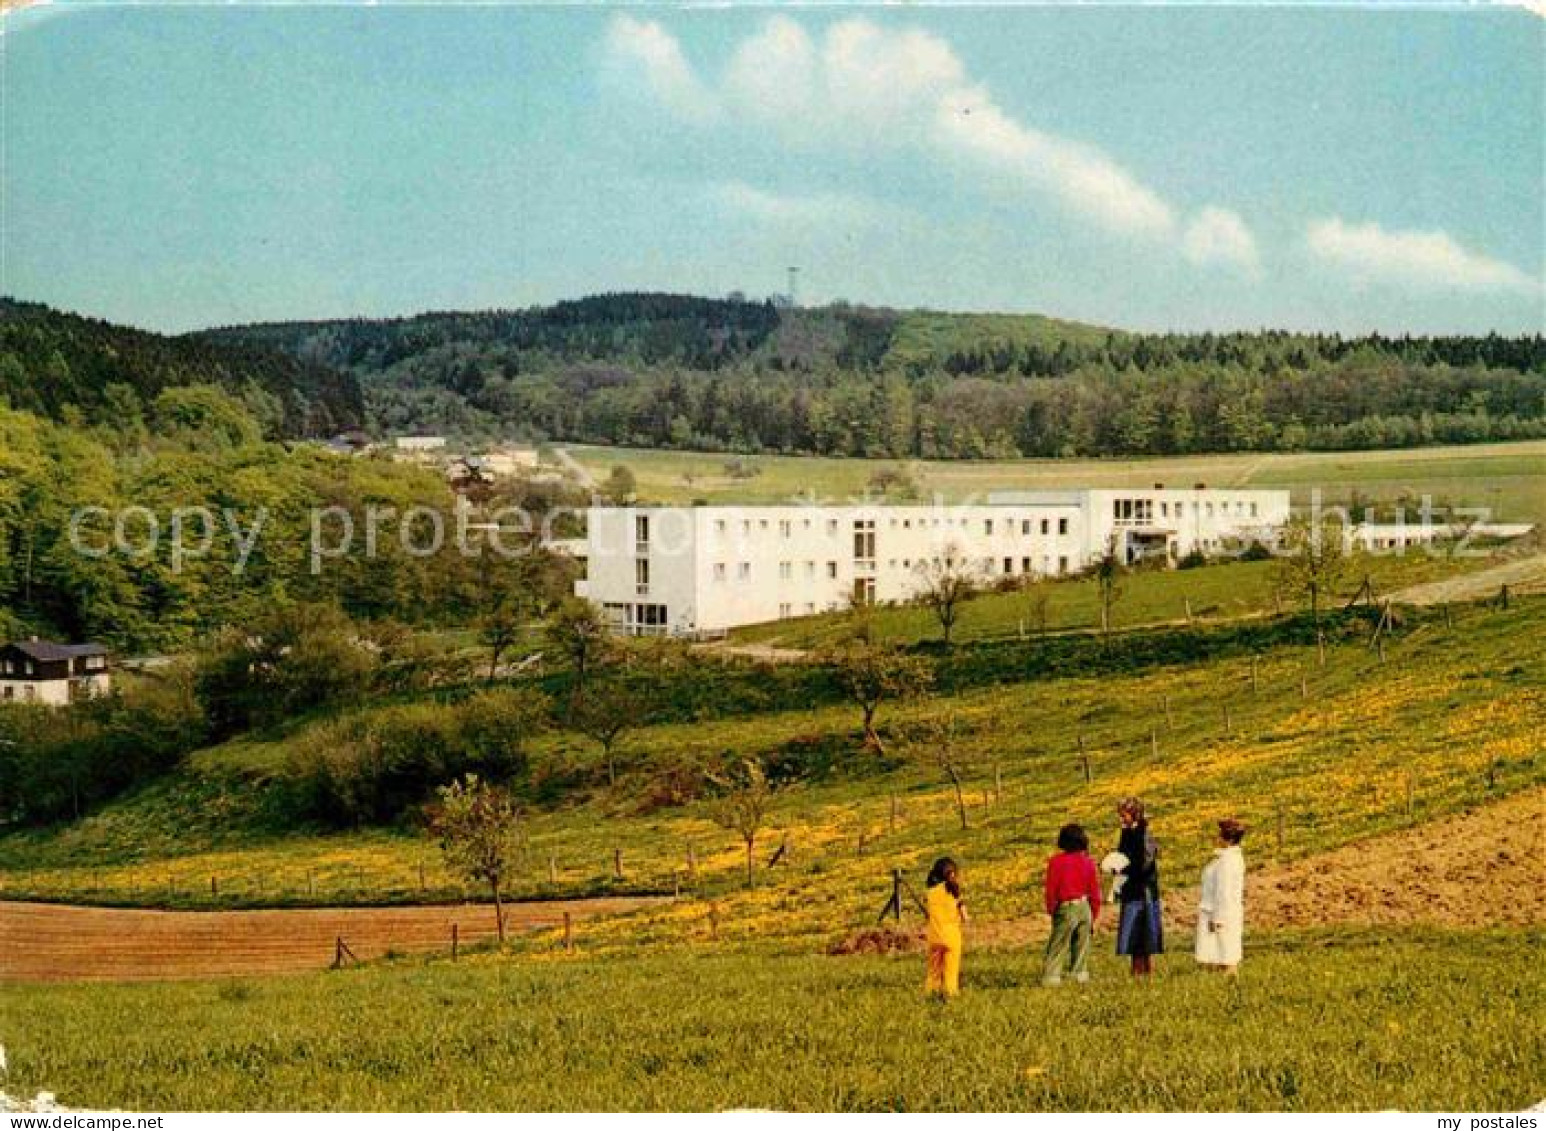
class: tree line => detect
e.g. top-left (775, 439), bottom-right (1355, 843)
top-left (201, 293), bottom-right (1545, 458)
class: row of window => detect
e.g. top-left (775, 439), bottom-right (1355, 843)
top-left (713, 553), bottom-right (1073, 583)
top-left (1113, 497), bottom-right (1260, 523)
top-left (706, 514), bottom-right (1075, 539)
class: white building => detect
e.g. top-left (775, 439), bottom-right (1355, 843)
top-left (0, 640), bottom-right (111, 706)
top-left (571, 487), bottom-right (1289, 636)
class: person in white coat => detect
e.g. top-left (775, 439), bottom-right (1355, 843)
top-left (1195, 818), bottom-right (1247, 973)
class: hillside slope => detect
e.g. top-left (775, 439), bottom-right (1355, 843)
top-left (0, 298), bottom-right (363, 437)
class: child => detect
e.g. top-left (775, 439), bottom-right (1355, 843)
top-left (1195, 818), bottom-right (1247, 974)
top-left (1042, 824), bottom-right (1102, 986)
top-left (924, 857), bottom-right (966, 998)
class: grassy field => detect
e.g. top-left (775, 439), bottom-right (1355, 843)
top-left (566, 438), bottom-right (1546, 526)
top-left (1, 930), bottom-right (1539, 1111)
top-left (3, 597), bottom-right (1539, 950)
top-left (731, 552), bottom-right (1488, 649)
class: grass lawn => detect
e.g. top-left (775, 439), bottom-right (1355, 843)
top-left (731, 552), bottom-right (1489, 649)
top-left (566, 439), bottom-right (1546, 527)
top-left (1, 930), bottom-right (1538, 1111)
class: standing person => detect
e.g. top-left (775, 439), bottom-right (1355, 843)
top-left (923, 857), bottom-right (966, 999)
top-left (1042, 823), bottom-right (1103, 986)
top-left (1113, 797), bottom-right (1164, 977)
top-left (1196, 819), bottom-right (1247, 974)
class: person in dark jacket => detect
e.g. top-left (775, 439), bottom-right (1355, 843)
top-left (1112, 796), bottom-right (1163, 977)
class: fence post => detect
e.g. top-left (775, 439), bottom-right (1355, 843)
top-left (1404, 773), bottom-right (1414, 819)
top-left (451, 923), bottom-right (459, 961)
top-left (1224, 703), bottom-right (1233, 737)
top-left (1149, 728), bottom-right (1158, 758)
top-left (1184, 597), bottom-right (1193, 625)
top-left (210, 875), bottom-right (218, 899)
top-left (613, 847), bottom-right (623, 880)
top-left (418, 860), bottom-right (426, 891)
top-left (993, 765), bottom-right (1003, 804)
top-left (563, 911), bottom-right (574, 952)
top-left (1317, 631), bottom-right (1326, 668)
top-left (1299, 673), bottom-right (1308, 700)
top-left (549, 854), bottom-right (558, 884)
top-left (307, 870), bottom-right (316, 898)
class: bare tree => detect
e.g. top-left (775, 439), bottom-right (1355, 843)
top-left (428, 775), bottom-right (523, 942)
top-left (822, 633), bottom-right (933, 753)
top-left (906, 710), bottom-right (980, 831)
top-left (912, 548), bottom-right (982, 646)
top-left (1093, 533), bottom-right (1126, 644)
top-left (710, 758), bottom-right (774, 888)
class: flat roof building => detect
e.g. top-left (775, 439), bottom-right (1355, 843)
top-left (570, 487), bottom-right (1290, 636)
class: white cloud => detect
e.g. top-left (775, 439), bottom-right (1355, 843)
top-left (603, 15), bottom-right (1187, 243)
top-left (1183, 206), bottom-right (1261, 274)
top-left (602, 15), bottom-right (719, 124)
top-left (1306, 217), bottom-right (1538, 294)
top-left (707, 180), bottom-right (895, 228)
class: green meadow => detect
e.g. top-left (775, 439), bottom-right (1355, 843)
top-left (2, 932), bottom-right (1539, 1111)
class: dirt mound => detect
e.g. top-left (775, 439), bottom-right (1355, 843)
top-left (828, 925), bottom-right (923, 956)
top-left (0, 896), bottom-right (662, 983)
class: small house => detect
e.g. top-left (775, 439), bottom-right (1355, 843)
top-left (0, 639), bottom-right (111, 705)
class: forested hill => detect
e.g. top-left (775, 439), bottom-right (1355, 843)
top-left (197, 291), bottom-right (1545, 457)
top-left (0, 299), bottom-right (363, 438)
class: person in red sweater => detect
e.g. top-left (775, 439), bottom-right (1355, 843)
top-left (1042, 823), bottom-right (1103, 986)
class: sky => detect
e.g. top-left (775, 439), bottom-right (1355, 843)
top-left (2, 3), bottom-right (1542, 336)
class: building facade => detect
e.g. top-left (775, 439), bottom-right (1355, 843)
top-left (0, 640), bottom-right (112, 705)
top-left (571, 487), bottom-right (1289, 635)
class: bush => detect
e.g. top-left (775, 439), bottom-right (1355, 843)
top-left (287, 687), bottom-right (548, 826)
top-left (0, 669), bottom-right (208, 824)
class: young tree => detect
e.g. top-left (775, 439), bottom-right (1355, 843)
top-left (479, 596), bottom-right (534, 681)
top-left (1275, 514), bottom-right (1351, 636)
top-left (1092, 534), bottom-right (1126, 645)
top-left (428, 774), bottom-right (523, 942)
top-left (907, 710), bottom-right (980, 831)
top-left (544, 597), bottom-right (613, 697)
top-left (710, 757), bottom-right (773, 888)
top-left (566, 676), bottom-right (645, 787)
top-left (822, 634), bottom-right (933, 753)
top-left (912, 550), bottom-right (981, 647)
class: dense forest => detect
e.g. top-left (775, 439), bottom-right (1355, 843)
top-left (0, 391), bottom-right (576, 653)
top-left (0, 299), bottom-right (363, 439)
top-left (200, 293), bottom-right (1546, 458)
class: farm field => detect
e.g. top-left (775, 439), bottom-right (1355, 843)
top-left (565, 438), bottom-right (1546, 526)
top-left (1, 929), bottom-right (1539, 1111)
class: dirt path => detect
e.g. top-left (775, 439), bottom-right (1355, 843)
top-left (975, 788), bottom-right (1545, 948)
top-left (0, 896), bottom-right (662, 983)
top-left (1388, 552), bottom-right (1546, 607)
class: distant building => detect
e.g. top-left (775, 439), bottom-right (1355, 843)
top-left (571, 487), bottom-right (1290, 636)
top-left (394, 435), bottom-right (448, 453)
top-left (479, 448), bottom-right (541, 477)
top-left (0, 639), bottom-right (111, 705)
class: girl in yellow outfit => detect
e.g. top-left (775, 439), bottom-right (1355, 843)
top-left (924, 857), bottom-right (967, 998)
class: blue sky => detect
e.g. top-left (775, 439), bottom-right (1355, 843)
top-left (3, 3), bottom-right (1541, 335)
